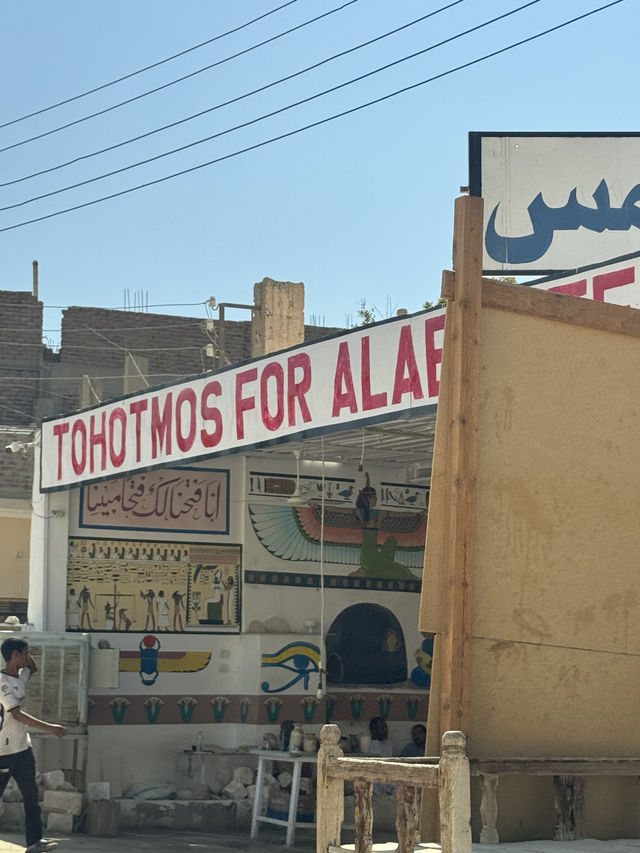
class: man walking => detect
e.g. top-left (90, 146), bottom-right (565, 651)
top-left (0, 637), bottom-right (67, 852)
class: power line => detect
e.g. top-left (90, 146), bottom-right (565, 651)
top-left (0, 402), bottom-right (37, 421)
top-left (0, 373), bottom-right (189, 382)
top-left (2, 0), bottom-right (466, 188)
top-left (0, 0), bottom-right (540, 212)
top-left (0, 381), bottom-right (71, 401)
top-left (2, 300), bottom-right (209, 310)
top-left (0, 0), bottom-right (303, 131)
top-left (0, 0), bottom-right (359, 154)
top-left (0, 340), bottom-right (208, 352)
top-left (0, 0), bottom-right (625, 234)
top-left (42, 321), bottom-right (206, 333)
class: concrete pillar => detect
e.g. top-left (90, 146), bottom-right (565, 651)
top-left (252, 278), bottom-right (304, 357)
top-left (28, 440), bottom-right (70, 631)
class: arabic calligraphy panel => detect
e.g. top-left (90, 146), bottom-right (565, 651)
top-left (80, 467), bottom-right (229, 534)
top-left (67, 537), bottom-right (241, 633)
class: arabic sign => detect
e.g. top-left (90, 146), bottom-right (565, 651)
top-left (80, 468), bottom-right (229, 534)
top-left (41, 311), bottom-right (446, 490)
top-left (469, 133), bottom-right (640, 274)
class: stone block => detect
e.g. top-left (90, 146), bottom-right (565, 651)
top-left (232, 766), bottom-right (254, 786)
top-left (278, 771), bottom-right (292, 788)
top-left (47, 812), bottom-right (73, 833)
top-left (204, 768), bottom-right (228, 796)
top-left (125, 782), bottom-right (176, 800)
top-left (234, 798), bottom-right (253, 826)
top-left (118, 798), bottom-right (235, 831)
top-left (176, 789), bottom-right (193, 801)
top-left (85, 800), bottom-right (120, 836)
top-left (87, 781), bottom-right (111, 801)
top-left (42, 770), bottom-right (66, 790)
top-left (43, 789), bottom-right (83, 815)
top-left (221, 780), bottom-right (247, 800)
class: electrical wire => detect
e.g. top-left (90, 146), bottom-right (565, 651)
top-left (2, 0), bottom-right (467, 188)
top-left (84, 326), bottom-right (152, 386)
top-left (0, 0), bottom-right (359, 154)
top-left (0, 300), bottom-right (208, 310)
top-left (0, 0), bottom-right (625, 233)
top-left (0, 401), bottom-right (37, 420)
top-left (0, 373), bottom-right (189, 382)
top-left (0, 0), bottom-right (538, 212)
top-left (0, 0), bottom-right (303, 131)
top-left (0, 340), bottom-right (209, 351)
top-left (0, 381), bottom-right (70, 400)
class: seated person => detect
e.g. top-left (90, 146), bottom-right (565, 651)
top-left (368, 716), bottom-right (393, 757)
top-left (368, 716), bottom-right (394, 795)
top-left (339, 736), bottom-right (352, 754)
top-left (400, 723), bottom-right (426, 757)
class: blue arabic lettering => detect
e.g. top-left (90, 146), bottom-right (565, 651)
top-left (485, 179), bottom-right (640, 264)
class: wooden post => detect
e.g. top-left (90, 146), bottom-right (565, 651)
top-left (479, 774), bottom-right (500, 844)
top-left (553, 775), bottom-right (584, 841)
top-left (439, 731), bottom-right (472, 853)
top-left (316, 724), bottom-right (344, 853)
top-left (354, 779), bottom-right (374, 853)
top-left (396, 783), bottom-right (420, 853)
top-left (438, 194), bottom-right (483, 737)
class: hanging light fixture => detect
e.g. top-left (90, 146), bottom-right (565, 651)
top-left (287, 449), bottom-right (307, 505)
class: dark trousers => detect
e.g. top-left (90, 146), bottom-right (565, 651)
top-left (0, 747), bottom-right (42, 846)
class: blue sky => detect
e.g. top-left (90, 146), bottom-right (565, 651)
top-left (0, 0), bottom-right (636, 340)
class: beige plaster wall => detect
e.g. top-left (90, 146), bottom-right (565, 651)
top-left (471, 307), bottom-right (640, 759)
top-left (0, 514), bottom-right (30, 601)
top-left (420, 288), bottom-right (640, 840)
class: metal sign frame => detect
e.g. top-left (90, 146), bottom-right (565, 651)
top-left (469, 131), bottom-right (640, 275)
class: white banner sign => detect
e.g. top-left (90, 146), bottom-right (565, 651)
top-left (41, 252), bottom-right (640, 491)
top-left (41, 311), bottom-right (446, 491)
top-left (528, 251), bottom-right (640, 306)
top-left (470, 133), bottom-right (640, 274)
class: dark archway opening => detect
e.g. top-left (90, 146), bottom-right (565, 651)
top-left (325, 603), bottom-right (407, 685)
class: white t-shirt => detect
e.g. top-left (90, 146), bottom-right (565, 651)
top-left (0, 669), bottom-right (32, 755)
top-left (369, 738), bottom-right (393, 757)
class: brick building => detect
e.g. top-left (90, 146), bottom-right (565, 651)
top-left (0, 277), bottom-right (342, 620)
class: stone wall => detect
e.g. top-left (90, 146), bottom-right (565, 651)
top-left (0, 290), bottom-right (43, 425)
top-left (0, 427), bottom-right (34, 499)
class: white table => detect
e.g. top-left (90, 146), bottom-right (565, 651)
top-left (250, 748), bottom-right (318, 847)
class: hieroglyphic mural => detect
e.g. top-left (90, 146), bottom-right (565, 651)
top-left (248, 472), bottom-right (428, 580)
top-left (260, 642), bottom-right (321, 693)
top-left (67, 538), bottom-right (241, 633)
top-left (118, 634), bottom-right (212, 685)
top-left (80, 468), bottom-right (229, 534)
top-left (87, 689), bottom-right (429, 726)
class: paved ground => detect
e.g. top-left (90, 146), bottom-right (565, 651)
top-left (1, 830), bottom-right (640, 853)
top-left (0, 826), bottom-right (316, 853)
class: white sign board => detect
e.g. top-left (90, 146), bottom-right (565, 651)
top-left (470, 133), bottom-right (640, 274)
top-left (527, 251), bottom-right (640, 306)
top-left (41, 311), bottom-right (446, 491)
top-left (41, 252), bottom-right (640, 492)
